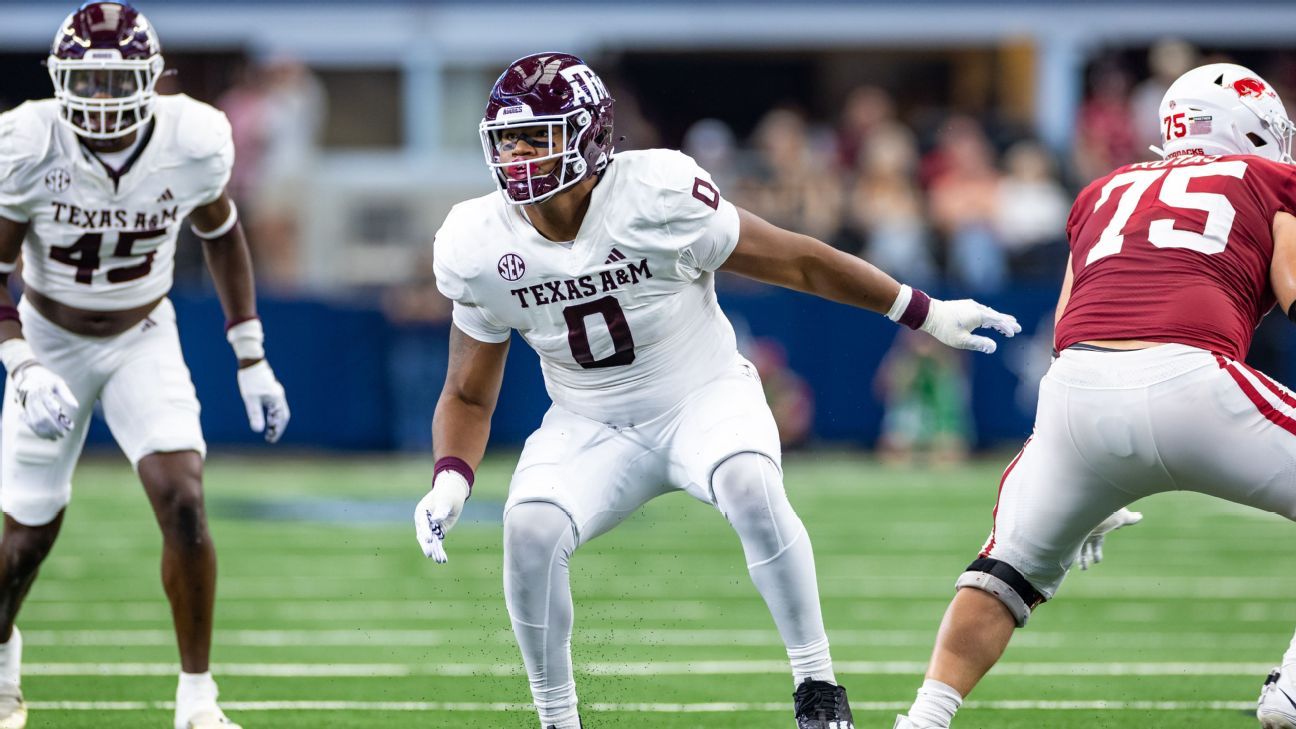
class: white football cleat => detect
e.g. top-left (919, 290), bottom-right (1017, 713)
top-left (0, 681), bottom-right (26, 729)
top-left (1259, 668), bottom-right (1296, 729)
top-left (179, 708), bottom-right (242, 729)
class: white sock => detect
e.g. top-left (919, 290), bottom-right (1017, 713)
top-left (788, 636), bottom-right (837, 686)
top-left (907, 678), bottom-right (963, 729)
top-left (0, 627), bottom-right (22, 686)
top-left (1281, 628), bottom-right (1296, 674)
top-left (176, 671), bottom-right (218, 722)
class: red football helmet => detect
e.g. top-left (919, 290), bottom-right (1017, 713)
top-left (47, 2), bottom-right (164, 140)
top-left (479, 53), bottom-right (615, 205)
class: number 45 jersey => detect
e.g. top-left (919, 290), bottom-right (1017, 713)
top-left (1056, 154), bottom-right (1296, 361)
top-left (0, 95), bottom-right (233, 311)
top-left (434, 149), bottom-right (744, 426)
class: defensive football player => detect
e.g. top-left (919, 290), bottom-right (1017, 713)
top-left (893, 63), bottom-right (1296, 729)
top-left (413, 53), bottom-right (1019, 729)
top-left (0, 4), bottom-right (290, 728)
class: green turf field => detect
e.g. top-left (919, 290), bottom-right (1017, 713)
top-left (15, 452), bottom-right (1291, 728)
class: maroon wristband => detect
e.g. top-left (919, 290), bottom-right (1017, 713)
top-left (0, 306), bottom-right (18, 325)
top-left (897, 288), bottom-right (932, 330)
top-left (434, 456), bottom-right (475, 496)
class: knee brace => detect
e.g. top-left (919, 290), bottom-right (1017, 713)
top-left (955, 557), bottom-right (1045, 628)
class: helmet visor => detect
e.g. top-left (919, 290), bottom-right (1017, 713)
top-left (64, 68), bottom-right (143, 99)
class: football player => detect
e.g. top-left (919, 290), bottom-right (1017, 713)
top-left (413, 52), bottom-right (1019, 729)
top-left (0, 4), bottom-right (290, 728)
top-left (893, 63), bottom-right (1296, 729)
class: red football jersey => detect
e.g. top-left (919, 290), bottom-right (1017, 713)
top-left (1055, 154), bottom-right (1296, 361)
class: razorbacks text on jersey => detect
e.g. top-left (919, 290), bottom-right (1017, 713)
top-left (0, 94), bottom-right (233, 311)
top-left (433, 149), bottom-right (742, 425)
top-left (1056, 153), bottom-right (1296, 360)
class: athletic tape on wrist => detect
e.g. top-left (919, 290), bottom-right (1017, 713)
top-left (0, 338), bottom-right (35, 374)
top-left (225, 318), bottom-right (265, 361)
top-left (191, 201), bottom-right (239, 240)
top-left (434, 456), bottom-right (475, 496)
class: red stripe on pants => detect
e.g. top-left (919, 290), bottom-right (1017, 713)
top-left (980, 437), bottom-right (1031, 558)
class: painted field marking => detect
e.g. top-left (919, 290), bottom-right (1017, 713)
top-left (20, 661), bottom-right (1277, 677)
top-left (25, 699), bottom-right (1257, 713)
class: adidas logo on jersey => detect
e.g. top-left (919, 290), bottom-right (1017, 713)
top-left (605, 248), bottom-right (626, 264)
top-left (156, 188), bottom-right (174, 202)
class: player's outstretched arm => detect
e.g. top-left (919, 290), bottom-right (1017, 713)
top-left (721, 208), bottom-right (1021, 353)
top-left (193, 192), bottom-right (290, 443)
top-left (416, 326), bottom-right (510, 564)
top-left (0, 216), bottom-right (78, 439)
top-left (1270, 212), bottom-right (1296, 318)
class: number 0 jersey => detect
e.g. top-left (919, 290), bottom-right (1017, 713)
top-left (0, 95), bottom-right (233, 311)
top-left (1055, 154), bottom-right (1296, 361)
top-left (433, 149), bottom-right (743, 425)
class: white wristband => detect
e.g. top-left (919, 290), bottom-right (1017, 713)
top-left (226, 318), bottom-right (265, 361)
top-left (192, 201), bottom-right (239, 240)
top-left (885, 284), bottom-right (913, 322)
top-left (0, 338), bottom-right (35, 374)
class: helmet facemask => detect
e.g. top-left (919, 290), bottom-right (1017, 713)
top-left (479, 107), bottom-right (595, 205)
top-left (1241, 99), bottom-right (1296, 164)
top-left (48, 49), bottom-right (163, 140)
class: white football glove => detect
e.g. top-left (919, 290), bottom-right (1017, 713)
top-left (236, 360), bottom-right (290, 443)
top-left (414, 470), bottom-right (471, 564)
top-left (1078, 508), bottom-right (1143, 570)
top-left (10, 362), bottom-right (78, 440)
top-left (921, 298), bottom-right (1022, 354)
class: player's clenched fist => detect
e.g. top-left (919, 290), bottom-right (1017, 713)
top-left (236, 361), bottom-right (290, 443)
top-left (11, 361), bottom-right (78, 440)
top-left (0, 338), bottom-right (78, 440)
top-left (414, 470), bottom-right (471, 563)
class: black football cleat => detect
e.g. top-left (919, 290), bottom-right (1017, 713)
top-left (793, 678), bottom-right (854, 728)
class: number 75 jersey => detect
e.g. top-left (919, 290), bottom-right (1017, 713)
top-left (1056, 154), bottom-right (1296, 361)
top-left (0, 95), bottom-right (233, 311)
top-left (433, 149), bottom-right (745, 426)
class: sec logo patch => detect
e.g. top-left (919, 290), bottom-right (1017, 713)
top-left (498, 253), bottom-right (526, 281)
top-left (44, 168), bottom-right (71, 193)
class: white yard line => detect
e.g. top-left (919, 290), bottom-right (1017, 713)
top-left (25, 699), bottom-right (1257, 712)
top-left (20, 661), bottom-right (1277, 677)
top-left (17, 627), bottom-right (1284, 649)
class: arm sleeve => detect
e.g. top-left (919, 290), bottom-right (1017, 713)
top-left (656, 153), bottom-right (741, 276)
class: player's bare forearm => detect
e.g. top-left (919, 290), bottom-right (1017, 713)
top-left (723, 208), bottom-right (901, 313)
top-left (200, 226), bottom-right (257, 324)
top-left (432, 326), bottom-right (509, 468)
top-left (1270, 212), bottom-right (1296, 314)
top-left (0, 216), bottom-right (28, 344)
top-left (194, 194), bottom-right (258, 327)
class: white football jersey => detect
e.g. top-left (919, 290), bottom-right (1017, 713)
top-left (0, 95), bottom-right (233, 310)
top-left (434, 149), bottom-right (744, 425)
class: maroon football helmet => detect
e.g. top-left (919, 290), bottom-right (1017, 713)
top-left (479, 53), bottom-right (615, 205)
top-left (47, 2), bottom-right (164, 140)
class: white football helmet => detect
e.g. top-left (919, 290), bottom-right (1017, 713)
top-left (1157, 63), bottom-right (1294, 163)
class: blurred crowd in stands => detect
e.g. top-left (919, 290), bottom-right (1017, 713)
top-left (5, 39), bottom-right (1294, 453)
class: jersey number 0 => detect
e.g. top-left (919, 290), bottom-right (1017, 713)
top-left (563, 296), bottom-right (635, 369)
